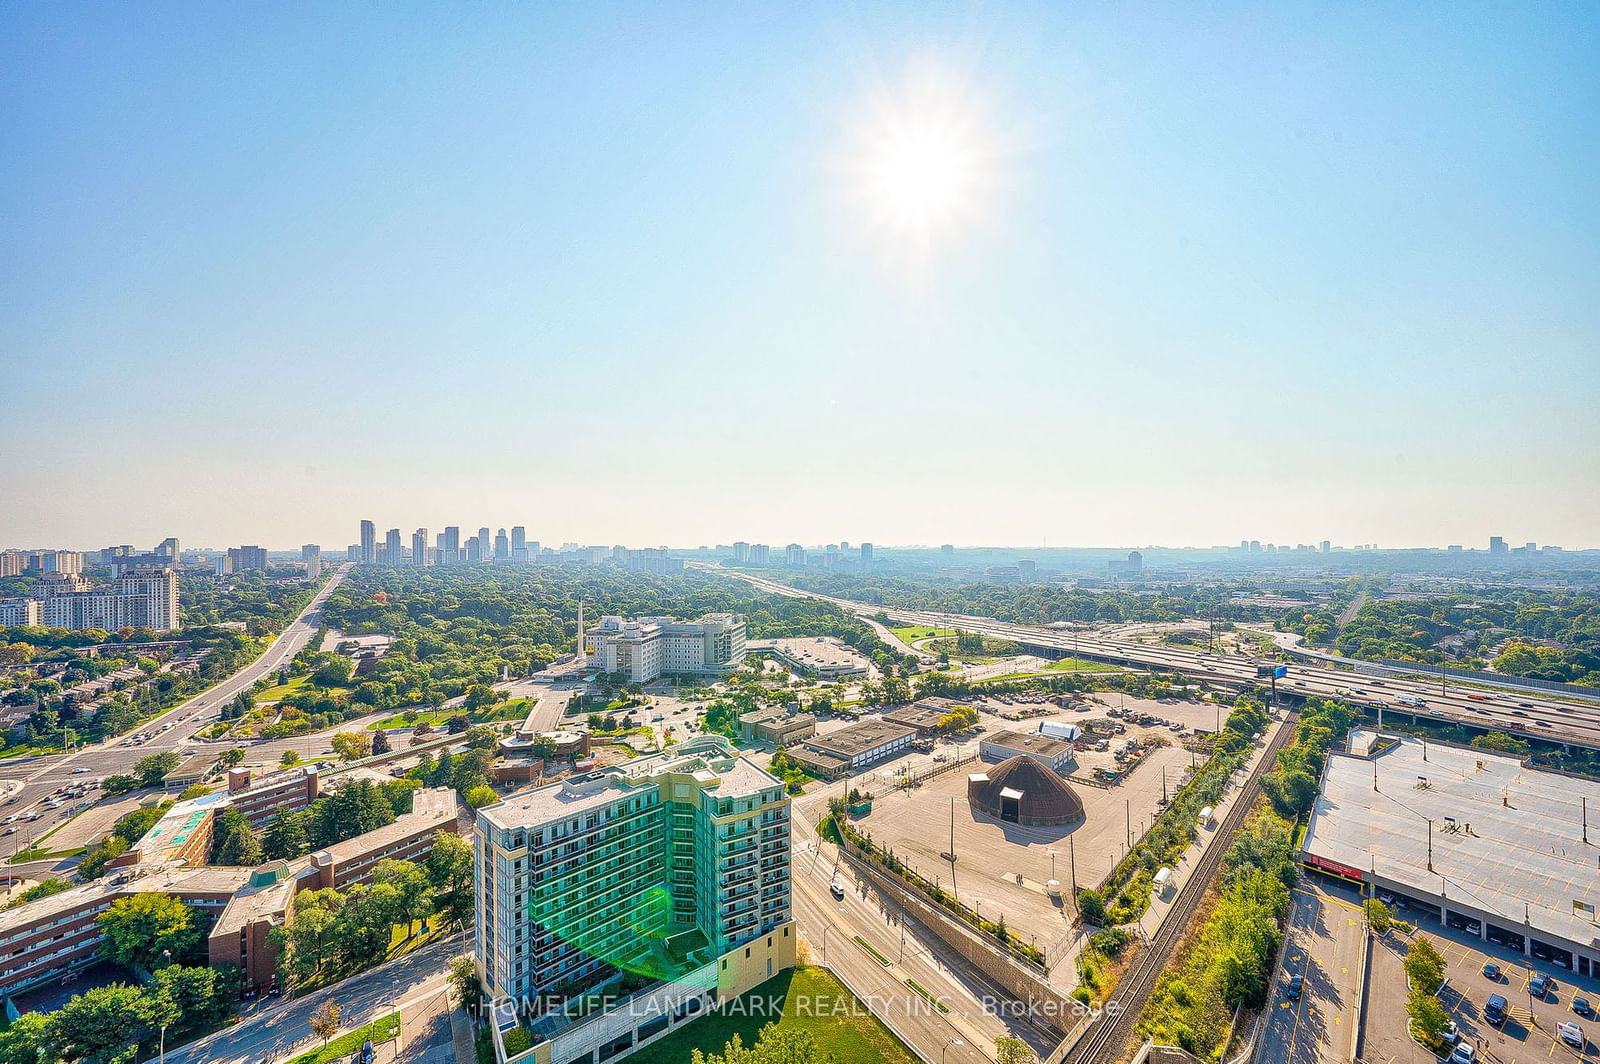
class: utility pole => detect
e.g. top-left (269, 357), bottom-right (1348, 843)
top-left (1427, 818), bottom-right (1434, 873)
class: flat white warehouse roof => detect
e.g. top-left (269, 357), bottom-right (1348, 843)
top-left (1305, 732), bottom-right (1600, 950)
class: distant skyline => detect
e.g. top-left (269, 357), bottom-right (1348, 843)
top-left (3, 4), bottom-right (1596, 549)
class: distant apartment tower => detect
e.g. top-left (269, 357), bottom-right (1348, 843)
top-left (438, 526), bottom-right (461, 564)
top-left (860, 542), bottom-right (873, 567)
top-left (229, 545), bottom-right (268, 573)
top-left (359, 520), bottom-right (376, 564)
top-left (473, 736), bottom-right (793, 1011)
top-left (733, 541), bottom-right (750, 564)
top-left (1489, 536), bottom-right (1507, 554)
top-left (385, 528), bottom-right (402, 564)
top-left (586, 614), bottom-right (747, 683)
top-left (412, 528), bottom-right (430, 567)
top-left (940, 544), bottom-right (953, 555)
top-left (494, 529), bottom-right (510, 562)
top-left (301, 544), bottom-right (322, 580)
top-left (466, 535), bottom-right (483, 564)
top-left (0, 551), bottom-right (23, 578)
top-left (1016, 558), bottom-right (1036, 581)
top-left (43, 568), bottom-right (179, 632)
top-left (511, 526), bottom-right (526, 555)
top-left (1320, 540), bottom-right (1331, 553)
top-left (784, 544), bottom-right (805, 567)
top-left (749, 543), bottom-right (770, 565)
top-left (42, 551), bottom-right (84, 576)
top-left (156, 537), bottom-right (180, 560)
top-left (478, 528), bottom-right (491, 561)
top-left (0, 599), bottom-right (42, 627)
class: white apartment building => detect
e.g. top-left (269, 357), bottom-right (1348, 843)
top-left (42, 568), bottom-right (180, 633)
top-left (584, 613), bottom-right (746, 682)
top-left (0, 599), bottom-right (42, 627)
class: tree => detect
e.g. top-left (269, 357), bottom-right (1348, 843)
top-left (371, 728), bottom-right (391, 755)
top-left (995, 1037), bottom-right (1036, 1064)
top-left (444, 714), bottom-right (470, 734)
top-left (464, 784), bottom-right (499, 809)
top-left (0, 1012), bottom-right (52, 1064)
top-left (78, 834), bottom-right (130, 879)
top-left (447, 955), bottom-right (481, 1009)
top-left (337, 882), bottom-right (402, 961)
top-left (219, 746), bottom-right (246, 768)
top-left (281, 749), bottom-right (302, 768)
top-left (330, 730), bottom-right (373, 762)
top-left (310, 1000), bottom-right (342, 1048)
top-left (134, 750), bottom-right (181, 787)
top-left (1363, 898), bottom-right (1392, 934)
top-left (98, 892), bottom-right (201, 972)
top-left (46, 983), bottom-right (164, 1064)
top-left (280, 890), bottom-right (343, 980)
top-left (1076, 889), bottom-right (1106, 925)
top-left (101, 772), bottom-right (139, 796)
top-left (1404, 937), bottom-right (1445, 995)
top-left (426, 832), bottom-right (474, 928)
top-left (263, 811), bottom-right (310, 860)
top-left (690, 1025), bottom-right (826, 1064)
top-left (212, 807), bottom-right (263, 865)
top-left (465, 724), bottom-right (497, 750)
top-left (374, 858), bottom-right (434, 938)
top-left (309, 780), bottom-right (395, 847)
top-left (1408, 986), bottom-right (1453, 1045)
top-left (152, 963), bottom-right (232, 1031)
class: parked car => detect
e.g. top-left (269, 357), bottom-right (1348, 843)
top-left (1485, 994), bottom-right (1509, 1026)
top-left (1573, 996), bottom-right (1592, 1017)
top-left (1531, 973), bottom-right (1553, 998)
top-left (1558, 1022), bottom-right (1585, 1049)
top-left (1449, 1044), bottom-right (1475, 1064)
top-left (1285, 972), bottom-right (1303, 1000)
top-left (1482, 962), bottom-right (1501, 981)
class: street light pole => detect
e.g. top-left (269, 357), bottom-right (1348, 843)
top-left (941, 1037), bottom-right (965, 1064)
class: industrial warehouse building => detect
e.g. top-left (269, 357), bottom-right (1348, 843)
top-left (1303, 731), bottom-right (1600, 976)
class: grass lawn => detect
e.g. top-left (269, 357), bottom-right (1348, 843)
top-left (286, 1012), bottom-right (400, 1064)
top-left (889, 625), bottom-right (953, 645)
top-left (628, 967), bottom-right (917, 1064)
top-left (366, 698), bottom-right (530, 731)
top-left (254, 675), bottom-right (351, 704)
top-left (1045, 657), bottom-right (1122, 672)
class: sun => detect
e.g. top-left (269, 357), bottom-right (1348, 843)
top-left (843, 60), bottom-right (998, 251)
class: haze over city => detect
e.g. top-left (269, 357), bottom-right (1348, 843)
top-left (3, 3), bottom-right (1597, 550)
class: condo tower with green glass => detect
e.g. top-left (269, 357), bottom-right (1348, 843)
top-left (473, 735), bottom-right (792, 1005)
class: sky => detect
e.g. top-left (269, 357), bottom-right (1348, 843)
top-left (2, 3), bottom-right (1597, 552)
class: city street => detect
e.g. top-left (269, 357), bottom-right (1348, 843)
top-left (164, 933), bottom-right (467, 1064)
top-left (1, 565), bottom-right (349, 864)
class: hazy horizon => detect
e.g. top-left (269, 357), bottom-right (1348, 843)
top-left (4, 4), bottom-right (1596, 550)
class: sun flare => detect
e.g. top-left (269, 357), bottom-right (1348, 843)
top-left (844, 60), bottom-right (998, 251)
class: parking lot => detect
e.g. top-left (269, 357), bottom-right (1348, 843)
top-left (840, 732), bottom-right (1199, 963)
top-left (1259, 881), bottom-right (1367, 1064)
top-left (1362, 902), bottom-right (1600, 1063)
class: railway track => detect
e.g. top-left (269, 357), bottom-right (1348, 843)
top-left (1063, 711), bottom-right (1302, 1064)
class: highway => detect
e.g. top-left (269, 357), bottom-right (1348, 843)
top-left (697, 565), bottom-right (1600, 751)
top-left (0, 565), bottom-right (351, 865)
